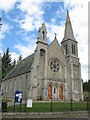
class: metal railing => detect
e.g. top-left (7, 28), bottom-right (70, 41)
top-left (2, 99), bottom-right (90, 112)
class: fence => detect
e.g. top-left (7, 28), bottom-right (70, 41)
top-left (2, 99), bottom-right (90, 112)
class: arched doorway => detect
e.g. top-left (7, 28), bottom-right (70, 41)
top-left (48, 84), bottom-right (52, 99)
top-left (59, 86), bottom-right (63, 99)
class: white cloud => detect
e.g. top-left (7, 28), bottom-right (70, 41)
top-left (19, 16), bottom-right (35, 32)
top-left (55, 5), bottom-right (66, 19)
top-left (64, 0), bottom-right (89, 9)
top-left (81, 64), bottom-right (88, 81)
top-left (18, 0), bottom-right (43, 15)
top-left (46, 22), bottom-right (65, 43)
top-left (0, 47), bottom-right (3, 56)
top-left (10, 52), bottom-right (20, 62)
top-left (0, 0), bottom-right (17, 11)
top-left (17, 0), bottom-right (44, 31)
top-left (14, 43), bottom-right (36, 58)
top-left (0, 23), bottom-right (10, 40)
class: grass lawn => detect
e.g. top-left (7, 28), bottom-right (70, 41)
top-left (6, 101), bottom-right (89, 112)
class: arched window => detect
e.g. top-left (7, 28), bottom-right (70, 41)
top-left (74, 45), bottom-right (75, 54)
top-left (42, 31), bottom-right (45, 39)
top-left (66, 45), bottom-right (67, 54)
top-left (40, 49), bottom-right (45, 56)
top-left (54, 87), bottom-right (56, 94)
top-left (72, 44), bottom-right (75, 54)
top-left (72, 44), bottom-right (73, 54)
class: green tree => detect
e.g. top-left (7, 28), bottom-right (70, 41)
top-left (12, 59), bottom-right (16, 67)
top-left (83, 80), bottom-right (90, 92)
top-left (17, 55), bottom-right (22, 63)
top-left (2, 48), bottom-right (12, 79)
top-left (0, 53), bottom-right (2, 89)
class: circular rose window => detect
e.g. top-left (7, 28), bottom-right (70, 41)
top-left (49, 58), bottom-right (60, 73)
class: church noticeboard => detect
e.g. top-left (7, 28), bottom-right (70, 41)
top-left (27, 99), bottom-right (32, 108)
top-left (14, 91), bottom-right (23, 112)
top-left (15, 91), bottom-right (23, 103)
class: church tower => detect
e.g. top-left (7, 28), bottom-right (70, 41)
top-left (61, 11), bottom-right (83, 101)
top-left (61, 10), bottom-right (78, 60)
top-left (35, 23), bottom-right (48, 67)
top-left (31, 23), bottom-right (48, 100)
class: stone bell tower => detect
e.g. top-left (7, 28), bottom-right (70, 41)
top-left (31, 23), bottom-right (48, 100)
top-left (37, 23), bottom-right (47, 45)
top-left (61, 11), bottom-right (83, 101)
top-left (61, 10), bottom-right (78, 60)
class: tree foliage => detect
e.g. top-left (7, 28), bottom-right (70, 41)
top-left (2, 48), bottom-right (16, 79)
top-left (17, 55), bottom-right (22, 63)
top-left (2, 48), bottom-right (22, 79)
top-left (0, 53), bottom-right (2, 82)
top-left (83, 80), bottom-right (90, 92)
top-left (12, 59), bottom-right (16, 68)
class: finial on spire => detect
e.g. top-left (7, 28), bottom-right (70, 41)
top-left (66, 10), bottom-right (71, 23)
top-left (67, 10), bottom-right (69, 14)
top-left (54, 33), bottom-right (57, 39)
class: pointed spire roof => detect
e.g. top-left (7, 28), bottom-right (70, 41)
top-left (41, 23), bottom-right (47, 32)
top-left (62, 10), bottom-right (76, 42)
top-left (66, 10), bottom-right (71, 23)
top-left (38, 23), bottom-right (47, 33)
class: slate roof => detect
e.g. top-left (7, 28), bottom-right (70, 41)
top-left (4, 53), bottom-right (34, 80)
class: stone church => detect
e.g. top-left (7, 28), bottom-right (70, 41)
top-left (2, 11), bottom-right (83, 101)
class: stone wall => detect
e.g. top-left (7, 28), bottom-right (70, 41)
top-left (1, 111), bottom-right (89, 120)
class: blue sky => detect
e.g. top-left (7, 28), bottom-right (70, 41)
top-left (0, 0), bottom-right (88, 81)
top-left (2, 2), bottom-right (65, 53)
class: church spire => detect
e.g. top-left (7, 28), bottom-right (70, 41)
top-left (66, 10), bottom-right (71, 24)
top-left (62, 10), bottom-right (76, 41)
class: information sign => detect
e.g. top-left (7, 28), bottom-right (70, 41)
top-left (15, 91), bottom-right (23, 103)
top-left (27, 99), bottom-right (32, 108)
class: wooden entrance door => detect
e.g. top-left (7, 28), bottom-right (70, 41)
top-left (59, 86), bottom-right (63, 99)
top-left (48, 84), bottom-right (52, 99)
